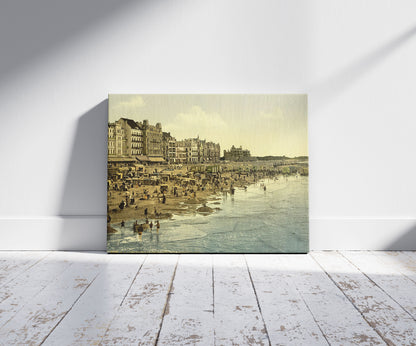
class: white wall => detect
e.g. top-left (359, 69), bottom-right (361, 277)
top-left (1, 0), bottom-right (415, 250)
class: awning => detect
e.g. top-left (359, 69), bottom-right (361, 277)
top-left (108, 156), bottom-right (136, 163)
top-left (135, 155), bottom-right (165, 163)
top-left (147, 157), bottom-right (165, 163)
top-left (135, 155), bottom-right (148, 162)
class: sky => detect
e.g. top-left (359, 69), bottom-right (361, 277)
top-left (109, 94), bottom-right (308, 157)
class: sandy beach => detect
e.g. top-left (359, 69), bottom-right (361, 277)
top-left (107, 160), bottom-right (308, 231)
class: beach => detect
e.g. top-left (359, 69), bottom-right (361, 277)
top-left (107, 175), bottom-right (309, 253)
top-left (107, 160), bottom-right (307, 225)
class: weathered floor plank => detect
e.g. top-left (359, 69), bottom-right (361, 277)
top-left (0, 251), bottom-right (73, 328)
top-left (312, 251), bottom-right (416, 345)
top-left (0, 251), bottom-right (49, 288)
top-left (278, 254), bottom-right (384, 345)
top-left (0, 252), bottom-right (108, 345)
top-left (372, 251), bottom-right (416, 283)
top-left (403, 251), bottom-right (416, 267)
top-left (0, 251), bottom-right (415, 345)
top-left (157, 254), bottom-right (214, 345)
top-left (213, 255), bottom-right (269, 345)
top-left (245, 255), bottom-right (327, 345)
top-left (43, 254), bottom-right (146, 345)
top-left (342, 251), bottom-right (416, 320)
top-left (100, 254), bottom-right (179, 345)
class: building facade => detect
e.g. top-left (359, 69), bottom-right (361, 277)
top-left (120, 118), bottom-right (143, 157)
top-left (108, 120), bottom-right (126, 156)
top-left (224, 145), bottom-right (251, 161)
top-left (174, 137), bottom-right (220, 164)
top-left (175, 140), bottom-right (188, 164)
top-left (142, 120), bottom-right (163, 157)
top-left (203, 141), bottom-right (221, 162)
top-left (108, 118), bottom-right (144, 157)
top-left (162, 132), bottom-right (177, 163)
top-left (108, 123), bottom-right (117, 156)
top-left (108, 117), bottom-right (220, 163)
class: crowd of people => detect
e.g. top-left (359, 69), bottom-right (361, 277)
top-left (107, 161), bottom-right (307, 234)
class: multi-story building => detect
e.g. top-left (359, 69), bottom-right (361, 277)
top-left (168, 138), bottom-right (177, 163)
top-left (188, 138), bottom-right (199, 163)
top-left (108, 123), bottom-right (116, 156)
top-left (130, 124), bottom-right (143, 156)
top-left (108, 118), bottom-right (144, 157)
top-left (198, 139), bottom-right (206, 162)
top-left (118, 118), bottom-right (143, 156)
top-left (224, 145), bottom-right (251, 161)
top-left (162, 132), bottom-right (177, 163)
top-left (174, 137), bottom-right (220, 164)
top-left (175, 140), bottom-right (187, 164)
top-left (204, 141), bottom-right (221, 162)
top-left (108, 120), bottom-right (126, 156)
top-left (142, 120), bottom-right (163, 157)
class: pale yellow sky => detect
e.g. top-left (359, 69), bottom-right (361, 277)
top-left (109, 94), bottom-right (308, 157)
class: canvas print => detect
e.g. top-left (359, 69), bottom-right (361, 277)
top-left (107, 94), bottom-right (308, 253)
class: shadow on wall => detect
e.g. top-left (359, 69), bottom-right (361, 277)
top-left (58, 100), bottom-right (108, 250)
top-left (308, 23), bottom-right (416, 251)
top-left (385, 223), bottom-right (416, 251)
top-left (0, 0), bottom-right (138, 81)
top-left (309, 24), bottom-right (416, 111)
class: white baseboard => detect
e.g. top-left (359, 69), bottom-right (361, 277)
top-left (310, 218), bottom-right (416, 251)
top-left (0, 217), bottom-right (415, 251)
top-left (0, 216), bottom-right (106, 251)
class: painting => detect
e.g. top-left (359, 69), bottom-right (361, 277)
top-left (107, 94), bottom-right (308, 253)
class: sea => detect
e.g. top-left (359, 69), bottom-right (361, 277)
top-left (107, 176), bottom-right (309, 253)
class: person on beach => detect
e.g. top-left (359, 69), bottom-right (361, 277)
top-left (144, 208), bottom-right (148, 217)
top-left (156, 221), bottom-right (160, 232)
top-left (264, 186), bottom-right (266, 191)
top-left (121, 220), bottom-right (125, 227)
top-left (149, 221), bottom-right (153, 232)
top-left (137, 226), bottom-right (143, 241)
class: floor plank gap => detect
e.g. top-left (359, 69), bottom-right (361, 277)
top-left (154, 255), bottom-right (180, 346)
top-left (119, 254), bottom-right (148, 307)
top-left (288, 264), bottom-right (331, 346)
top-left (243, 255), bottom-right (272, 346)
top-left (313, 251), bottom-right (416, 345)
top-left (339, 251), bottom-right (416, 322)
top-left (310, 252), bottom-right (390, 345)
top-left (40, 272), bottom-right (100, 345)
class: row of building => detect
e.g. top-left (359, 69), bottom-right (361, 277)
top-left (108, 118), bottom-right (221, 164)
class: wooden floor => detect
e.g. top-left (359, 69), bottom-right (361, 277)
top-left (0, 252), bottom-right (415, 345)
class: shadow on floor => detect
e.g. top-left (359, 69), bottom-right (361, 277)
top-left (385, 223), bottom-right (416, 251)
